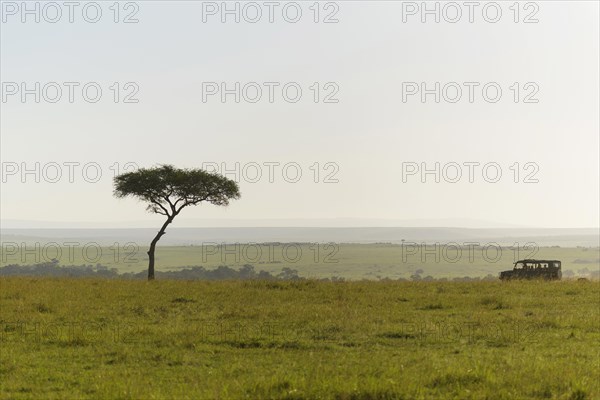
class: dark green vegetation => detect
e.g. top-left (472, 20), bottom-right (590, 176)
top-left (1, 279), bottom-right (598, 399)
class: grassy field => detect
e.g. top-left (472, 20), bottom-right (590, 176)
top-left (2, 243), bottom-right (599, 279)
top-left (1, 278), bottom-right (598, 399)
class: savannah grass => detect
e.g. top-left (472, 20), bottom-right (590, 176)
top-left (0, 278), bottom-right (598, 399)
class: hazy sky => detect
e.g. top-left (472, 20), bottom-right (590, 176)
top-left (1, 1), bottom-right (598, 228)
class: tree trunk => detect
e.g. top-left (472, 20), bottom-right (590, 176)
top-left (147, 217), bottom-right (173, 280)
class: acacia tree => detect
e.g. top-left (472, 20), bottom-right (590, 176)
top-left (113, 165), bottom-right (241, 280)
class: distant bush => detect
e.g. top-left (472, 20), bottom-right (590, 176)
top-left (0, 261), bottom-right (516, 282)
top-left (0, 259), bottom-right (119, 278)
top-left (0, 261), bottom-right (302, 281)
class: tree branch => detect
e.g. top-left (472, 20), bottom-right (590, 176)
top-left (175, 195), bottom-right (208, 214)
top-left (150, 199), bottom-right (170, 217)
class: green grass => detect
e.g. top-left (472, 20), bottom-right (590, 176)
top-left (2, 243), bottom-right (598, 279)
top-left (1, 278), bottom-right (598, 399)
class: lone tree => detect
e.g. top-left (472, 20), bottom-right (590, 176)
top-left (113, 165), bottom-right (240, 280)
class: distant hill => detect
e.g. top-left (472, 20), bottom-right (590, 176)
top-left (1, 227), bottom-right (598, 246)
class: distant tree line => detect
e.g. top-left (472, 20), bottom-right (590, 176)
top-left (0, 260), bottom-right (302, 280)
top-left (1, 260), bottom-right (597, 281)
top-left (0, 260), bottom-right (120, 278)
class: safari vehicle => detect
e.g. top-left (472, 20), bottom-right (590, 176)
top-left (499, 259), bottom-right (562, 280)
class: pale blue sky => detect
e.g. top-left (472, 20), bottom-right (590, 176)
top-left (1, 1), bottom-right (598, 228)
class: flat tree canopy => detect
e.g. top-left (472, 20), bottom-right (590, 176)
top-left (113, 165), bottom-right (241, 279)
